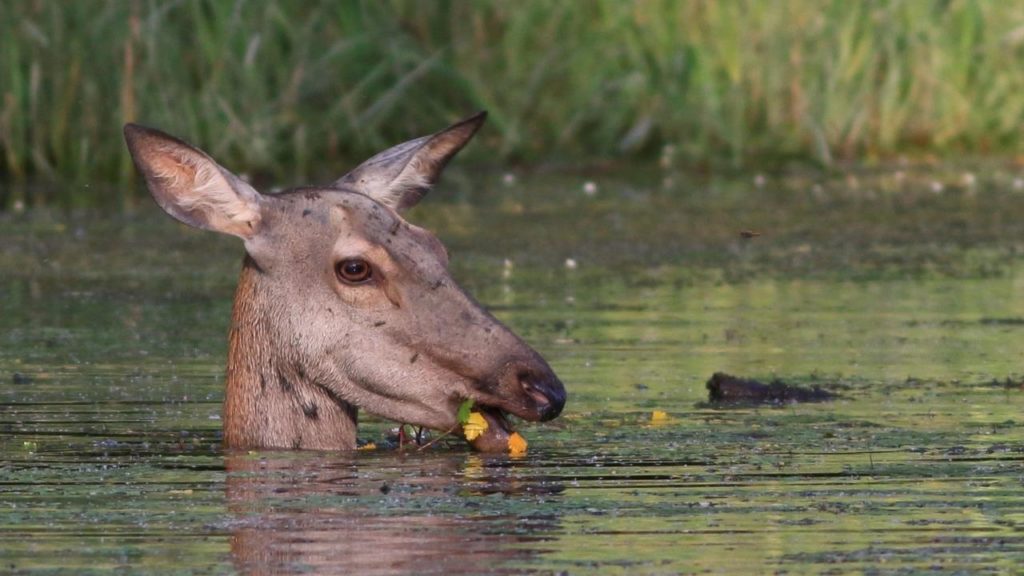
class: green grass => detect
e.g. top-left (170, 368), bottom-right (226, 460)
top-left (2, 0), bottom-right (1024, 206)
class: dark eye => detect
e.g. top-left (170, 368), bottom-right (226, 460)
top-left (336, 259), bottom-right (372, 284)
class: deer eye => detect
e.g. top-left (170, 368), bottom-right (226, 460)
top-left (336, 259), bottom-right (372, 284)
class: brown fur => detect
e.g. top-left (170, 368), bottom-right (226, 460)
top-left (224, 257), bottom-right (359, 449)
top-left (124, 113), bottom-right (566, 452)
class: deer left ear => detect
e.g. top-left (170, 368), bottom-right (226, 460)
top-left (124, 123), bottom-right (263, 239)
top-left (333, 112), bottom-right (486, 213)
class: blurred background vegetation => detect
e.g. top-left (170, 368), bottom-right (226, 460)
top-left (2, 0), bottom-right (1024, 207)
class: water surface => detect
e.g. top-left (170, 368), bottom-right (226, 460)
top-left (2, 167), bottom-right (1023, 573)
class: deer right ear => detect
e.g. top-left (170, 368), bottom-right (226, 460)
top-left (124, 124), bottom-right (262, 239)
top-left (333, 112), bottom-right (486, 213)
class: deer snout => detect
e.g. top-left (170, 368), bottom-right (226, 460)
top-left (522, 370), bottom-right (566, 421)
top-left (501, 360), bottom-right (566, 422)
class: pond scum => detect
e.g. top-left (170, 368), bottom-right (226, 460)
top-left (3, 0), bottom-right (1024, 206)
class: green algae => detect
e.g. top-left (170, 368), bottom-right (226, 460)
top-left (1, 167), bottom-right (1022, 574)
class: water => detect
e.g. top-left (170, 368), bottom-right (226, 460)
top-left (2, 167), bottom-right (1023, 574)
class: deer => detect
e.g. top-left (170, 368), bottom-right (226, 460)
top-left (123, 112), bottom-right (566, 452)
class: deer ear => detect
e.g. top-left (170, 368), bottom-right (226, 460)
top-left (333, 111), bottom-right (486, 213)
top-left (124, 124), bottom-right (262, 239)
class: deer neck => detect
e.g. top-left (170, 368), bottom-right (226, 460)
top-left (222, 255), bottom-right (358, 450)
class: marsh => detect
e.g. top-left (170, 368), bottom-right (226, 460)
top-left (2, 166), bottom-right (1022, 573)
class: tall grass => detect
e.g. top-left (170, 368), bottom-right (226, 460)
top-left (2, 0), bottom-right (1024, 206)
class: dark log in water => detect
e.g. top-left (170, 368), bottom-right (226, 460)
top-left (707, 372), bottom-right (836, 405)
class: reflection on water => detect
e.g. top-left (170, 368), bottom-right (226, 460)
top-left (224, 453), bottom-right (563, 575)
top-left (1, 168), bottom-right (1023, 573)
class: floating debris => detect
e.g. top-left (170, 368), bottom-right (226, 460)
top-left (659, 144), bottom-right (676, 169)
top-left (12, 372), bottom-right (32, 385)
top-left (706, 372), bottom-right (837, 405)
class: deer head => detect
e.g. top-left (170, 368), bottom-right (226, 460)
top-left (124, 113), bottom-right (565, 452)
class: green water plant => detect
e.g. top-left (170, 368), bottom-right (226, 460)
top-left (2, 0), bottom-right (1024, 207)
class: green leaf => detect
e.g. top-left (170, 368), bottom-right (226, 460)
top-left (457, 399), bottom-right (474, 425)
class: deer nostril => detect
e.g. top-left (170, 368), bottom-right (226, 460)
top-left (519, 371), bottom-right (566, 421)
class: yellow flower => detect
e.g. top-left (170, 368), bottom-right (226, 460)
top-left (651, 410), bottom-right (669, 424)
top-left (507, 432), bottom-right (528, 456)
top-left (462, 411), bottom-right (489, 441)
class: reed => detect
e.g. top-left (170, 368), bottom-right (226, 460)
top-left (1, 0), bottom-right (1023, 206)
